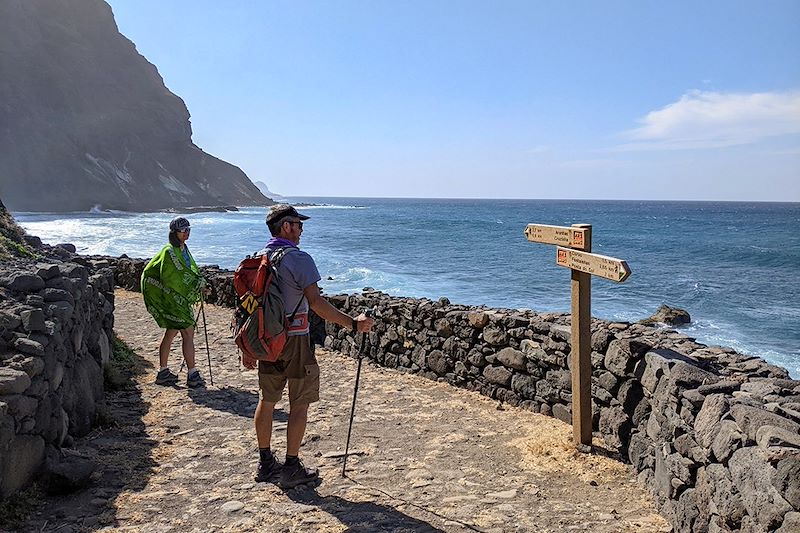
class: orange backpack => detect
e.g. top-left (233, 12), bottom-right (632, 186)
top-left (232, 247), bottom-right (303, 369)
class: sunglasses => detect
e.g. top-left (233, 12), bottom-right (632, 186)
top-left (179, 227), bottom-right (191, 233)
top-left (286, 220), bottom-right (303, 229)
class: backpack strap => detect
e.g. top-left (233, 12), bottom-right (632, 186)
top-left (264, 245), bottom-right (297, 265)
top-left (287, 295), bottom-right (305, 322)
top-left (266, 246), bottom-right (307, 322)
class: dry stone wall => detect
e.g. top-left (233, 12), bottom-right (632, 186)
top-left (324, 292), bottom-right (800, 533)
top-left (0, 255), bottom-right (115, 498)
top-left (113, 258), bottom-right (800, 532)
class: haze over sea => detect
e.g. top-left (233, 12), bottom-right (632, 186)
top-left (14, 197), bottom-right (800, 378)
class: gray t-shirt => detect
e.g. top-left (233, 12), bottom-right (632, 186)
top-left (261, 246), bottom-right (321, 336)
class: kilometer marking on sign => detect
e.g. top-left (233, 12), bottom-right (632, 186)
top-left (555, 247), bottom-right (631, 282)
top-left (524, 224), bottom-right (590, 251)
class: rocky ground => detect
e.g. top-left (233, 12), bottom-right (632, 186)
top-left (12, 290), bottom-right (669, 533)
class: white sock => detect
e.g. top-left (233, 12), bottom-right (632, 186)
top-left (160, 367), bottom-right (169, 372)
top-left (187, 367), bottom-right (198, 375)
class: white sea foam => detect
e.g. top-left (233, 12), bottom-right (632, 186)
top-left (292, 203), bottom-right (367, 210)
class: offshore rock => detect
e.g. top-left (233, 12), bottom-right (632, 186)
top-left (640, 304), bottom-right (691, 326)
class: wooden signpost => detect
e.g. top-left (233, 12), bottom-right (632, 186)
top-left (524, 223), bottom-right (631, 449)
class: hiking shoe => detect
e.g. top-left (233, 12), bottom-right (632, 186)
top-left (186, 370), bottom-right (206, 389)
top-left (254, 455), bottom-right (282, 483)
top-left (280, 458), bottom-right (320, 489)
top-left (155, 368), bottom-right (179, 385)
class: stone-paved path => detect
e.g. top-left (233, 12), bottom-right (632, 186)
top-left (16, 290), bottom-right (669, 532)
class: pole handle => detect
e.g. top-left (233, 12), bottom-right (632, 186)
top-left (357, 308), bottom-right (374, 357)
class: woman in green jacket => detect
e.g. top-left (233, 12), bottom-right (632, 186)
top-left (141, 217), bottom-right (206, 388)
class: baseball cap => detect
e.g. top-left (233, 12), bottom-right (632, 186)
top-left (169, 216), bottom-right (191, 232)
top-left (266, 204), bottom-right (310, 225)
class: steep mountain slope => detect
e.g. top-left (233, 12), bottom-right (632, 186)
top-left (0, 0), bottom-right (270, 212)
top-left (254, 181), bottom-right (284, 200)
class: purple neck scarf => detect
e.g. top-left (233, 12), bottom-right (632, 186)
top-left (266, 237), bottom-right (297, 249)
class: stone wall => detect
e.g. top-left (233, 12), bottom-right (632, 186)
top-left (0, 256), bottom-right (115, 498)
top-left (112, 258), bottom-right (800, 532)
top-left (324, 292), bottom-right (800, 533)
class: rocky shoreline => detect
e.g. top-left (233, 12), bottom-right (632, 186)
top-left (1, 244), bottom-right (799, 532)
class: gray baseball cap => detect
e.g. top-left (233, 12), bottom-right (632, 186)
top-left (266, 205), bottom-right (310, 225)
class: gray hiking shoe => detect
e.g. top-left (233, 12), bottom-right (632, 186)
top-left (255, 454), bottom-right (282, 483)
top-left (280, 458), bottom-right (320, 489)
top-left (155, 368), bottom-right (179, 385)
top-left (186, 370), bottom-right (206, 389)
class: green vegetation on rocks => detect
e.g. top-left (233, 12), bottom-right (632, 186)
top-left (103, 335), bottom-right (142, 391)
top-left (0, 197), bottom-right (35, 260)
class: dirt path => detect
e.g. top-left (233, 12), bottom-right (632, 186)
top-left (15, 290), bottom-right (668, 533)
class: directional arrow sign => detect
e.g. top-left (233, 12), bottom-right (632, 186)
top-left (556, 247), bottom-right (631, 282)
top-left (524, 224), bottom-right (589, 251)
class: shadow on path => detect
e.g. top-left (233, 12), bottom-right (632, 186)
top-left (187, 385), bottom-right (287, 421)
top-left (13, 339), bottom-right (159, 532)
top-left (287, 487), bottom-right (446, 533)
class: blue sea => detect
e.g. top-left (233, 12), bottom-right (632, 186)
top-left (14, 198), bottom-right (800, 378)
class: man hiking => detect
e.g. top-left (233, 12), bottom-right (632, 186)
top-left (254, 204), bottom-right (374, 489)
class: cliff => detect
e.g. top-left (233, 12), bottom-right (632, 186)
top-left (253, 180), bottom-right (284, 200)
top-left (0, 0), bottom-right (271, 212)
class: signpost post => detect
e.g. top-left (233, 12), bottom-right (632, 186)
top-left (524, 223), bottom-right (631, 449)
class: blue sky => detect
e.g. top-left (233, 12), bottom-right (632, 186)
top-left (106, 1), bottom-right (800, 201)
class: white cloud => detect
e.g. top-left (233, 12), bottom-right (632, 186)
top-left (616, 90), bottom-right (800, 151)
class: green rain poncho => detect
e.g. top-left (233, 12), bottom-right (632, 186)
top-left (141, 244), bottom-right (204, 330)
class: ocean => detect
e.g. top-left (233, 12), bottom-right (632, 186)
top-left (14, 198), bottom-right (800, 378)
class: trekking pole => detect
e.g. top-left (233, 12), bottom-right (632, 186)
top-left (200, 294), bottom-right (214, 386)
top-left (342, 308), bottom-right (374, 477)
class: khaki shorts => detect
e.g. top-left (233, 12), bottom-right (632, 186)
top-left (258, 335), bottom-right (319, 405)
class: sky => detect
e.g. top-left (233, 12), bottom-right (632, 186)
top-left (106, 1), bottom-right (800, 201)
